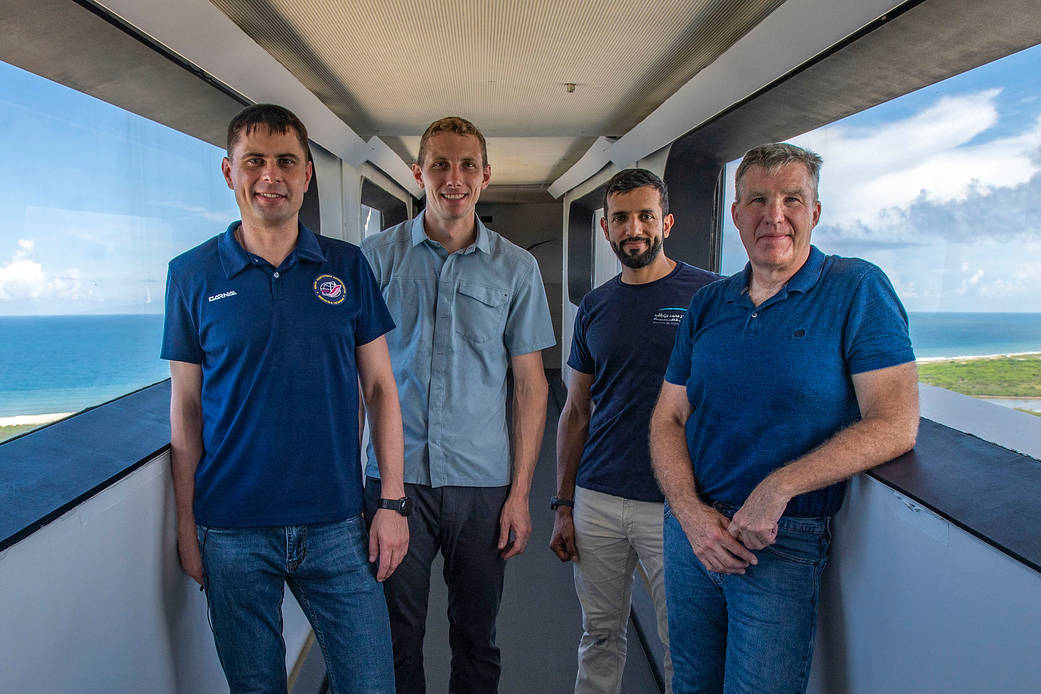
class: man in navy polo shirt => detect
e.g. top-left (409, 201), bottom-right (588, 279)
top-left (651, 143), bottom-right (920, 694)
top-left (550, 168), bottom-right (718, 693)
top-left (162, 104), bottom-right (407, 693)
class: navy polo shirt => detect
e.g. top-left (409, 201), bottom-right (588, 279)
top-left (568, 262), bottom-right (720, 502)
top-left (664, 246), bottom-right (914, 517)
top-left (161, 222), bottom-right (394, 527)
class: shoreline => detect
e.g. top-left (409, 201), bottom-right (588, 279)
top-left (0, 412), bottom-right (74, 427)
top-left (916, 351), bottom-right (1041, 363)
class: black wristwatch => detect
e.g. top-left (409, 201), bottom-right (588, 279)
top-left (378, 496), bottom-right (412, 516)
top-left (550, 496), bottom-right (574, 511)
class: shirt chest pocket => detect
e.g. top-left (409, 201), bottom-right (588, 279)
top-left (454, 282), bottom-right (510, 345)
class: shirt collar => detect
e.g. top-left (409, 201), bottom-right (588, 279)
top-left (724, 245), bottom-right (826, 303)
top-left (218, 221), bottom-right (325, 278)
top-left (409, 210), bottom-right (490, 255)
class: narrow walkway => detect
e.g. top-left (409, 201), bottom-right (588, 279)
top-left (421, 371), bottom-right (662, 693)
top-left (296, 370), bottom-right (664, 693)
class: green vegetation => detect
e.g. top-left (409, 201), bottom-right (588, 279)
top-left (1017, 408), bottom-right (1041, 418)
top-left (0, 423), bottom-right (40, 443)
top-left (917, 354), bottom-right (1041, 397)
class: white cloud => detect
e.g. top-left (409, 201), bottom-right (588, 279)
top-left (0, 242), bottom-right (81, 301)
top-left (792, 89), bottom-right (1041, 232)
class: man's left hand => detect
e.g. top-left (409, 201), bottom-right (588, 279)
top-left (498, 493), bottom-right (531, 559)
top-left (728, 477), bottom-right (789, 550)
top-left (369, 509), bottom-right (409, 581)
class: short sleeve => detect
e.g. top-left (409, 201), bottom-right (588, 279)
top-left (503, 256), bottom-right (556, 356)
top-left (566, 301), bottom-right (594, 374)
top-left (664, 295), bottom-right (697, 385)
top-left (353, 252), bottom-right (396, 346)
top-left (160, 267), bottom-right (203, 364)
top-left (844, 266), bottom-right (915, 374)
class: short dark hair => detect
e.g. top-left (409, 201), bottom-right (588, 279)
top-left (735, 142), bottom-right (822, 201)
top-left (603, 168), bottom-right (669, 216)
top-left (226, 104), bottom-right (309, 157)
top-left (417, 116), bottom-right (488, 167)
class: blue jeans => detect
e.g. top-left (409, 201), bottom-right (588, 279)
top-left (663, 504), bottom-right (831, 694)
top-left (197, 516), bottom-right (395, 694)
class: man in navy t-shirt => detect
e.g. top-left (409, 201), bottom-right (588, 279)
top-left (550, 168), bottom-right (718, 693)
top-left (162, 104), bottom-right (408, 693)
top-left (651, 143), bottom-right (919, 693)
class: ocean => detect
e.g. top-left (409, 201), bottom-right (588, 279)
top-left (1, 312), bottom-right (1041, 418)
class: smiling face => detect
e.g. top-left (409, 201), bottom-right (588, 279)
top-left (412, 132), bottom-right (490, 229)
top-left (732, 162), bottom-right (821, 279)
top-left (601, 185), bottom-right (673, 269)
top-left (221, 125), bottom-right (312, 232)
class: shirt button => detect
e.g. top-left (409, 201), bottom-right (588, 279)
top-left (751, 312), bottom-right (758, 318)
top-left (273, 271), bottom-right (280, 278)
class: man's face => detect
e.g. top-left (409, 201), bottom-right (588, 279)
top-left (731, 163), bottom-right (820, 276)
top-left (601, 186), bottom-right (673, 269)
top-left (222, 126), bottom-right (312, 230)
top-left (412, 132), bottom-right (491, 227)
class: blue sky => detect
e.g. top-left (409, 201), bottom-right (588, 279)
top-left (0, 61), bottom-right (238, 315)
top-left (719, 42), bottom-right (1041, 313)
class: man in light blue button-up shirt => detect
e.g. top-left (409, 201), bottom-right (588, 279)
top-left (361, 116), bottom-right (555, 693)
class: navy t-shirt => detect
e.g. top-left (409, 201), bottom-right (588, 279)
top-left (161, 223), bottom-right (394, 527)
top-left (665, 246), bottom-right (915, 517)
top-left (568, 262), bottom-right (720, 501)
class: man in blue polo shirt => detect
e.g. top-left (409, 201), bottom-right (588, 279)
top-left (651, 143), bottom-right (920, 694)
top-left (162, 104), bottom-right (408, 693)
top-left (361, 116), bottom-right (555, 693)
top-left (550, 168), bottom-right (718, 693)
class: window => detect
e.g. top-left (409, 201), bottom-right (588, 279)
top-left (361, 204), bottom-right (383, 238)
top-left (0, 60), bottom-right (239, 442)
top-left (719, 44), bottom-right (1041, 416)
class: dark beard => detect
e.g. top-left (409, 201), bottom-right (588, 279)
top-left (611, 235), bottom-right (662, 268)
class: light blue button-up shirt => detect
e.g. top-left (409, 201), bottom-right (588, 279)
top-left (361, 212), bottom-right (556, 487)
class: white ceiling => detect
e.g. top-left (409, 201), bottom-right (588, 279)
top-left (206, 0), bottom-right (784, 187)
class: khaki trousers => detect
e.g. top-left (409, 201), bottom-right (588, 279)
top-left (572, 486), bottom-right (672, 694)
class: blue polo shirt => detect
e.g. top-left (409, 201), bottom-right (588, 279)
top-left (161, 222), bottom-right (394, 527)
top-left (568, 262), bottom-right (720, 502)
top-left (664, 246), bottom-right (914, 517)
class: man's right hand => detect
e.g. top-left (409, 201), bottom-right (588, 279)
top-left (177, 527), bottom-right (204, 586)
top-left (677, 503), bottom-right (758, 574)
top-left (549, 508), bottom-right (579, 562)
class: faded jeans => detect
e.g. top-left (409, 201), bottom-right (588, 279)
top-left (663, 503), bottom-right (831, 694)
top-left (197, 516), bottom-right (395, 694)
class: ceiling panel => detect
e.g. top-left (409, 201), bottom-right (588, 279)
top-left (207, 0), bottom-right (784, 186)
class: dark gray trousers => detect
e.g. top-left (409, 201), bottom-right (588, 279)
top-left (364, 478), bottom-right (509, 694)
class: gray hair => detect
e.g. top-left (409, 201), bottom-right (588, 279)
top-left (734, 143), bottom-right (823, 201)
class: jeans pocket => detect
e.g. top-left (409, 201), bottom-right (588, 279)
top-left (761, 526), bottom-right (827, 566)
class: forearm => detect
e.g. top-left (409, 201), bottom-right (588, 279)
top-left (169, 403), bottom-right (202, 531)
top-left (554, 402), bottom-right (588, 499)
top-left (764, 411), bottom-right (919, 501)
top-left (366, 382), bottom-right (405, 499)
top-left (650, 401), bottom-right (706, 523)
top-left (510, 370), bottom-right (548, 498)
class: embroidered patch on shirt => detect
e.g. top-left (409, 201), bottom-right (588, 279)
top-left (313, 274), bottom-right (347, 305)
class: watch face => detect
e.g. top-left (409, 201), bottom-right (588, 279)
top-left (400, 496), bottom-right (413, 515)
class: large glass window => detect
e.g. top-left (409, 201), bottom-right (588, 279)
top-left (0, 61), bottom-right (239, 442)
top-left (719, 43), bottom-right (1041, 416)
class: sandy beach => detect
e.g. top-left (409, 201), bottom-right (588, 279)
top-left (0, 413), bottom-right (74, 427)
top-left (916, 351), bottom-right (1041, 363)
